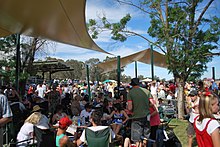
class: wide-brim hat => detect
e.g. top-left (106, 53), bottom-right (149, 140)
top-left (151, 80), bottom-right (156, 84)
top-left (130, 78), bottom-right (140, 86)
top-left (31, 105), bottom-right (42, 113)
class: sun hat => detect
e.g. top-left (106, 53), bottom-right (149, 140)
top-left (59, 117), bottom-right (72, 129)
top-left (31, 105), bottom-right (42, 113)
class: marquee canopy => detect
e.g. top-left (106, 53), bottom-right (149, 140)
top-left (0, 0), bottom-right (110, 54)
top-left (97, 48), bottom-right (167, 73)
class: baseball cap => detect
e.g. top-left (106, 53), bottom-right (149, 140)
top-left (188, 90), bottom-right (198, 96)
top-left (59, 117), bottom-right (72, 129)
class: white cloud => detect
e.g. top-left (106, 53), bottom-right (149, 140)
top-left (86, 0), bottom-right (139, 22)
top-left (46, 44), bottom-right (142, 62)
top-left (38, 0), bottom-right (220, 80)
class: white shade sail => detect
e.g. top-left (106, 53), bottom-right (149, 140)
top-left (97, 48), bottom-right (167, 73)
top-left (0, 0), bottom-right (110, 54)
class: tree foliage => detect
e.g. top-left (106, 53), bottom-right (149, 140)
top-left (0, 35), bottom-right (53, 89)
top-left (88, 0), bottom-right (220, 82)
top-left (87, 0), bottom-right (220, 118)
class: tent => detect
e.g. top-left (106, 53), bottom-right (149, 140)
top-left (97, 48), bottom-right (167, 73)
top-left (0, 0), bottom-right (110, 54)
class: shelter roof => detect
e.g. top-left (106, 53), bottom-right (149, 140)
top-left (32, 60), bottom-right (72, 73)
top-left (0, 0), bottom-right (110, 54)
top-left (97, 48), bottom-right (167, 73)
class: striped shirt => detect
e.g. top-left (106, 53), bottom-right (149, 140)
top-left (0, 94), bottom-right (13, 118)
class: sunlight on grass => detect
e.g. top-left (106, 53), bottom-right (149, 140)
top-left (169, 119), bottom-right (197, 147)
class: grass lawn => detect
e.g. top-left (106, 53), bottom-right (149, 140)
top-left (169, 119), bottom-right (197, 147)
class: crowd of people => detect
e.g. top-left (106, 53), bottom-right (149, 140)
top-left (0, 77), bottom-right (220, 147)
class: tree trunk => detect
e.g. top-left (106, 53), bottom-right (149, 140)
top-left (176, 78), bottom-right (185, 119)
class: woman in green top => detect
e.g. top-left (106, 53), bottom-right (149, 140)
top-left (56, 117), bottom-right (75, 147)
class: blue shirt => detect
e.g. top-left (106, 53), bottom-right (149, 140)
top-left (211, 82), bottom-right (218, 90)
top-left (0, 94), bottom-right (13, 118)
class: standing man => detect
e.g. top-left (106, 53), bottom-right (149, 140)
top-left (127, 78), bottom-right (151, 147)
top-left (0, 88), bottom-right (13, 146)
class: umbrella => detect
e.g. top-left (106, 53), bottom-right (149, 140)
top-left (102, 80), bottom-right (117, 83)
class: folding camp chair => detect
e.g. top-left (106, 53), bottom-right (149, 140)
top-left (85, 127), bottom-right (113, 147)
top-left (33, 126), bottom-right (56, 147)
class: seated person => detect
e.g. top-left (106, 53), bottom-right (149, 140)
top-left (80, 103), bottom-right (93, 124)
top-left (77, 110), bottom-right (115, 146)
top-left (56, 117), bottom-right (75, 147)
top-left (17, 112), bottom-right (49, 146)
top-left (108, 103), bottom-right (129, 135)
top-left (52, 105), bottom-right (67, 124)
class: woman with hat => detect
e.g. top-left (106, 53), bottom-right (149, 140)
top-left (31, 105), bottom-right (50, 130)
top-left (17, 112), bottom-right (45, 146)
top-left (56, 116), bottom-right (75, 147)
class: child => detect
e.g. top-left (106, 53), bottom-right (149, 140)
top-left (149, 98), bottom-right (160, 147)
top-left (186, 90), bottom-right (199, 147)
top-left (193, 91), bottom-right (220, 147)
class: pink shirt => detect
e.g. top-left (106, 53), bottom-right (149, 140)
top-left (149, 105), bottom-right (160, 126)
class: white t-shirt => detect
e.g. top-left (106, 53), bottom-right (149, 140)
top-left (79, 126), bottom-right (115, 143)
top-left (150, 86), bottom-right (157, 95)
top-left (17, 122), bottom-right (34, 142)
top-left (36, 87), bottom-right (45, 98)
top-left (80, 109), bottom-right (92, 118)
top-left (194, 118), bottom-right (220, 135)
top-left (42, 84), bottom-right (47, 92)
top-left (166, 94), bottom-right (173, 100)
top-left (189, 98), bottom-right (200, 123)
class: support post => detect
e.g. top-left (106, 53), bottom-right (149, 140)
top-left (212, 67), bottom-right (215, 80)
top-left (86, 65), bottom-right (91, 102)
top-left (95, 66), bottom-right (99, 86)
top-left (15, 34), bottom-right (20, 91)
top-left (49, 72), bottom-right (52, 81)
top-left (135, 61), bottom-right (137, 78)
top-left (117, 56), bottom-right (121, 98)
top-left (150, 45), bottom-right (154, 81)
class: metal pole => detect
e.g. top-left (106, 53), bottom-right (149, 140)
top-left (16, 34), bottom-right (20, 91)
top-left (135, 61), bottom-right (138, 78)
top-left (150, 45), bottom-right (154, 81)
top-left (117, 56), bottom-right (121, 98)
top-left (212, 67), bottom-right (215, 80)
top-left (86, 65), bottom-right (91, 102)
top-left (95, 66), bottom-right (99, 87)
top-left (5, 124), bottom-right (9, 144)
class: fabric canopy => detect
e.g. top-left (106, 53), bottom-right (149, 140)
top-left (97, 48), bottom-right (167, 73)
top-left (0, 0), bottom-right (110, 54)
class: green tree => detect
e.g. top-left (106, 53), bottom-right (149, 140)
top-left (0, 35), bottom-right (53, 94)
top-left (85, 58), bottom-right (101, 81)
top-left (65, 59), bottom-right (84, 80)
top-left (88, 0), bottom-right (220, 118)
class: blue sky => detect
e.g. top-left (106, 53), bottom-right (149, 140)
top-left (41, 0), bottom-right (220, 80)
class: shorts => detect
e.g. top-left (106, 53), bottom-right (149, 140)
top-left (131, 118), bottom-right (150, 142)
top-left (150, 125), bottom-right (158, 140)
top-left (186, 122), bottom-right (195, 136)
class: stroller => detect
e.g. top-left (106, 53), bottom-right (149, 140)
top-left (141, 103), bottom-right (181, 147)
top-left (156, 104), bottom-right (181, 147)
